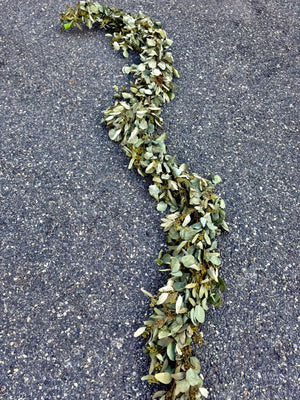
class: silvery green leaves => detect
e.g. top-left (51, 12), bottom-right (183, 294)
top-left (61, 3), bottom-right (227, 399)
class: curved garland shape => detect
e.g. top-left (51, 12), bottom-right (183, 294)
top-left (61, 2), bottom-right (228, 399)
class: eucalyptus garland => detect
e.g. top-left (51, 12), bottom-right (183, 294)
top-left (60, 2), bottom-right (228, 399)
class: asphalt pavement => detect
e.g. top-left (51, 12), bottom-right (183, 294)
top-left (0, 1), bottom-right (299, 399)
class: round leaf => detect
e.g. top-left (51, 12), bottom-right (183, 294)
top-left (176, 379), bottom-right (190, 394)
top-left (186, 368), bottom-right (202, 386)
top-left (155, 372), bottom-right (172, 384)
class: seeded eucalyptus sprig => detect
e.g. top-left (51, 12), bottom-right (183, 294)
top-left (61, 2), bottom-right (228, 399)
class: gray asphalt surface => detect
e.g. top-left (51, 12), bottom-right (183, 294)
top-left (0, 1), bottom-right (299, 399)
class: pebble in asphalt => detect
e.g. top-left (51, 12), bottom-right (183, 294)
top-left (0, 1), bottom-right (299, 399)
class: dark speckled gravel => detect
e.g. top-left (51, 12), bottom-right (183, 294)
top-left (0, 1), bottom-right (299, 399)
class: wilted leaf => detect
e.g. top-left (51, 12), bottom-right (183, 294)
top-left (141, 288), bottom-right (153, 297)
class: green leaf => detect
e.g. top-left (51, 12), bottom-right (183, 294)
top-left (158, 329), bottom-right (171, 339)
top-left (139, 119), bottom-right (148, 130)
top-left (211, 174), bottom-right (222, 184)
top-left (148, 59), bottom-right (157, 69)
top-left (199, 285), bottom-right (207, 299)
top-left (90, 4), bottom-right (99, 13)
top-left (180, 227), bottom-right (198, 241)
top-left (162, 253), bottom-right (171, 264)
top-left (145, 161), bottom-right (156, 174)
top-left (207, 253), bottom-right (221, 266)
top-left (174, 68), bottom-right (180, 78)
top-left (202, 298), bottom-right (208, 311)
top-left (164, 38), bottom-right (173, 47)
top-left (200, 217), bottom-right (207, 227)
top-left (204, 232), bottom-right (211, 245)
top-left (147, 38), bottom-right (156, 47)
top-left (194, 305), bottom-right (205, 323)
top-left (181, 255), bottom-right (197, 268)
top-left (185, 283), bottom-right (197, 289)
top-left (155, 372), bottom-right (172, 384)
top-left (149, 184), bottom-right (160, 200)
top-left (190, 307), bottom-right (197, 325)
top-left (176, 379), bottom-right (190, 394)
top-left (218, 277), bottom-right (226, 291)
top-left (207, 266), bottom-right (219, 282)
top-left (190, 356), bottom-right (201, 371)
top-left (152, 68), bottom-right (161, 76)
top-left (170, 257), bottom-right (180, 272)
top-left (141, 374), bottom-right (153, 381)
top-left (148, 122), bottom-right (155, 134)
top-left (158, 61), bottom-right (166, 70)
top-left (175, 295), bottom-right (183, 314)
top-left (186, 368), bottom-right (202, 386)
top-left (113, 41), bottom-right (120, 50)
top-left (200, 388), bottom-right (209, 398)
top-left (167, 342), bottom-right (175, 361)
top-left (128, 158), bottom-right (135, 169)
top-left (157, 202), bottom-right (168, 212)
top-left (182, 214), bottom-right (191, 227)
top-left (109, 129), bottom-right (121, 141)
top-left (153, 391), bottom-right (167, 399)
top-left (221, 220), bottom-right (229, 231)
top-left (122, 66), bottom-right (131, 74)
top-left (208, 290), bottom-right (222, 307)
top-left (168, 227), bottom-right (180, 241)
top-left (63, 22), bottom-right (73, 30)
top-left (190, 196), bottom-right (201, 205)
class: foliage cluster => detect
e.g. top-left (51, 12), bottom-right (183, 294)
top-left (61, 2), bottom-right (228, 399)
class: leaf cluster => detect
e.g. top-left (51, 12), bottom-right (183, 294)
top-left (61, 3), bottom-right (228, 399)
